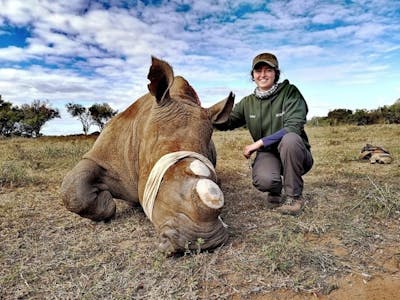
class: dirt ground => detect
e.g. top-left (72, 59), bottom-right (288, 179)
top-left (1, 125), bottom-right (399, 299)
top-left (247, 274), bottom-right (400, 300)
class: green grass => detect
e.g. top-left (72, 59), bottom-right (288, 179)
top-left (0, 125), bottom-right (400, 299)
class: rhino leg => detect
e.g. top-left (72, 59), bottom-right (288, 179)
top-left (61, 159), bottom-right (116, 222)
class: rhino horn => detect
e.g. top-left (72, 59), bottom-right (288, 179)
top-left (195, 178), bottom-right (224, 210)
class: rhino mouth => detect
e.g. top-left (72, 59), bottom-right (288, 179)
top-left (158, 212), bottom-right (229, 254)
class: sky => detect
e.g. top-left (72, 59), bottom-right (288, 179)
top-left (1, 0), bottom-right (400, 135)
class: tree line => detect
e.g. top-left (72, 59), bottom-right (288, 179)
top-left (308, 98), bottom-right (400, 126)
top-left (2, 94), bottom-right (398, 137)
top-left (0, 95), bottom-right (117, 137)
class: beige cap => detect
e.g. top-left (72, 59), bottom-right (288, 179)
top-left (252, 53), bottom-right (279, 69)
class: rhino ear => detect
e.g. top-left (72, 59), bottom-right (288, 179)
top-left (147, 56), bottom-right (174, 106)
top-left (207, 92), bottom-right (235, 124)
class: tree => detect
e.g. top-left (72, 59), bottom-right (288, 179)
top-left (66, 103), bottom-right (92, 135)
top-left (0, 96), bottom-right (23, 136)
top-left (89, 103), bottom-right (117, 130)
top-left (19, 100), bottom-right (60, 137)
top-left (327, 109), bottom-right (353, 125)
top-left (351, 109), bottom-right (373, 125)
top-left (66, 102), bottom-right (117, 134)
top-left (383, 101), bottom-right (400, 124)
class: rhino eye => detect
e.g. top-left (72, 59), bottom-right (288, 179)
top-left (189, 160), bottom-right (210, 177)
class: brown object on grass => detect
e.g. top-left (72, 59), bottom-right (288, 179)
top-left (359, 143), bottom-right (393, 164)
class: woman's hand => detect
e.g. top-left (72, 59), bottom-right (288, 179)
top-left (243, 140), bottom-right (263, 159)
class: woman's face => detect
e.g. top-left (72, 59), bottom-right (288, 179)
top-left (253, 64), bottom-right (276, 91)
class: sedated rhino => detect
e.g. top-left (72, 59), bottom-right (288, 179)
top-left (61, 56), bottom-right (234, 254)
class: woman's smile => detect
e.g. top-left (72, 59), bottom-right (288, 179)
top-left (253, 65), bottom-right (276, 91)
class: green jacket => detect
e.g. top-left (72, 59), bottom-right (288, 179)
top-left (219, 79), bottom-right (310, 150)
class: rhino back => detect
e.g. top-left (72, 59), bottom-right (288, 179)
top-left (83, 94), bottom-right (152, 203)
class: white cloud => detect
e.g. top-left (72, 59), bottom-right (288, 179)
top-left (0, 0), bottom-right (400, 134)
top-left (0, 45), bottom-right (32, 61)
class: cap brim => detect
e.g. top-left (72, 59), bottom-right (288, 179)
top-left (253, 60), bottom-right (276, 69)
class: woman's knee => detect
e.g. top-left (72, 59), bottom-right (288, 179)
top-left (280, 132), bottom-right (302, 148)
top-left (252, 172), bottom-right (282, 193)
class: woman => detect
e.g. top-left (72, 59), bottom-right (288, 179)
top-left (216, 52), bottom-right (313, 215)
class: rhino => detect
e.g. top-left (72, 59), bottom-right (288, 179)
top-left (61, 56), bottom-right (234, 254)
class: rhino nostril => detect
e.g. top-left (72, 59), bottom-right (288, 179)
top-left (158, 231), bottom-right (176, 255)
top-left (196, 179), bottom-right (224, 209)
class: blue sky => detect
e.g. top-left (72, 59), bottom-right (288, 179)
top-left (1, 0), bottom-right (400, 135)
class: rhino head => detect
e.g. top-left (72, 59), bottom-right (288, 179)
top-left (140, 57), bottom-right (234, 253)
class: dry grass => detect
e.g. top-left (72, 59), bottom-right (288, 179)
top-left (1, 125), bottom-right (399, 299)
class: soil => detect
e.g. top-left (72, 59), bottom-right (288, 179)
top-left (1, 126), bottom-right (399, 299)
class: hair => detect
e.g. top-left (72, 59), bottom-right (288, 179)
top-left (250, 64), bottom-right (280, 83)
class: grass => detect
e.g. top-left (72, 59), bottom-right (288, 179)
top-left (0, 124), bottom-right (399, 299)
top-left (0, 160), bottom-right (41, 187)
top-left (354, 176), bottom-right (400, 218)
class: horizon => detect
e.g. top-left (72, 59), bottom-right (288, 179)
top-left (1, 0), bottom-right (400, 135)
top-left (1, 92), bottom-right (398, 137)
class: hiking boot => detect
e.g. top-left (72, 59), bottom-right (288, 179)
top-left (266, 193), bottom-right (283, 209)
top-left (276, 196), bottom-right (305, 216)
